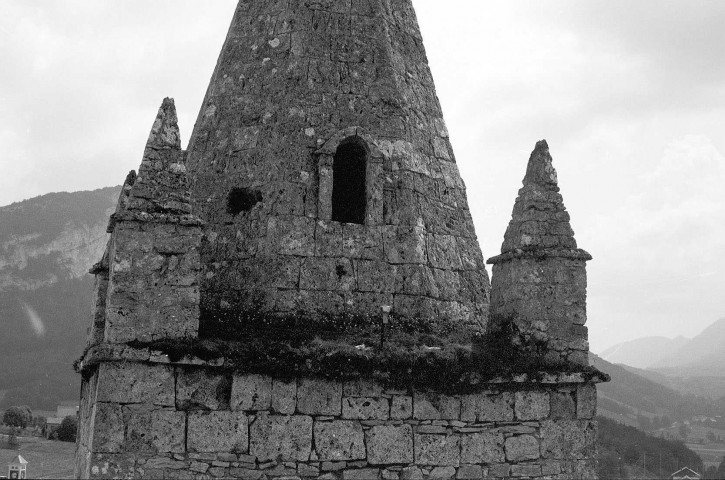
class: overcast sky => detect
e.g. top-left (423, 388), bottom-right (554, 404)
top-left (1, 1), bottom-right (723, 352)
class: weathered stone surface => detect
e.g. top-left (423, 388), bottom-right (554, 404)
top-left (413, 393), bottom-right (460, 420)
top-left (91, 403), bottom-right (124, 453)
top-left (314, 420), bottom-right (366, 461)
top-left (366, 424), bottom-right (414, 465)
top-left (504, 435), bottom-right (540, 462)
top-left (250, 413), bottom-right (312, 461)
top-left (272, 379), bottom-right (297, 415)
top-left (456, 465), bottom-right (482, 479)
top-left (460, 432), bottom-right (505, 464)
top-left (460, 392), bottom-right (513, 422)
top-left (400, 467), bottom-right (424, 480)
top-left (576, 385), bottom-right (597, 419)
top-left (297, 378), bottom-right (342, 415)
top-left (176, 369), bottom-right (230, 410)
top-left (514, 391), bottom-right (550, 420)
top-left (391, 396), bottom-right (413, 420)
top-left (429, 466), bottom-right (456, 479)
top-left (232, 374), bottom-right (273, 411)
top-left (343, 469), bottom-right (380, 480)
top-left (510, 464), bottom-right (542, 477)
top-left (123, 407), bottom-right (185, 454)
top-left (488, 463), bottom-right (511, 478)
top-left (540, 420), bottom-right (596, 459)
top-left (414, 434), bottom-right (460, 466)
top-left (550, 391), bottom-right (576, 419)
top-left (343, 397), bottom-right (389, 420)
top-left (96, 363), bottom-right (174, 406)
top-left (188, 411), bottom-right (249, 453)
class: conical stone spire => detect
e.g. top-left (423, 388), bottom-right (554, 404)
top-left (125, 98), bottom-right (192, 215)
top-left (184, 0), bottom-right (490, 337)
top-left (488, 140), bottom-right (591, 366)
top-left (99, 98), bottom-right (203, 344)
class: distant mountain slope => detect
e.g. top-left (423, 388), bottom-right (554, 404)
top-left (650, 318), bottom-right (725, 376)
top-left (600, 336), bottom-right (689, 369)
top-left (0, 187), bottom-right (119, 409)
top-left (590, 354), bottom-right (721, 419)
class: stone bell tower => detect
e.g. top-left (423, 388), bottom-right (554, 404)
top-left (75, 1), bottom-right (607, 478)
top-left (184, 0), bottom-right (489, 336)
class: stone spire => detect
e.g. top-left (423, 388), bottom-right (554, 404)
top-left (183, 0), bottom-right (490, 337)
top-left (90, 98), bottom-right (204, 345)
top-left (125, 98), bottom-right (192, 215)
top-left (488, 140), bottom-right (591, 366)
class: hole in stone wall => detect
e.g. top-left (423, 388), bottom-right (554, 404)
top-left (332, 138), bottom-right (367, 224)
top-left (227, 187), bottom-right (262, 215)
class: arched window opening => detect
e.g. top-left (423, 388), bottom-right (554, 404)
top-left (331, 139), bottom-right (367, 224)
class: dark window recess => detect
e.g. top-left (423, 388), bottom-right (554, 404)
top-left (331, 140), bottom-right (367, 224)
top-left (227, 187), bottom-right (262, 215)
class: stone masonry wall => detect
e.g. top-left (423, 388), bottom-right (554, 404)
top-left (78, 359), bottom-right (598, 479)
top-left (184, 0), bottom-right (490, 334)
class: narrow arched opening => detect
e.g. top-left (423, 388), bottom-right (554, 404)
top-left (331, 138), bottom-right (367, 224)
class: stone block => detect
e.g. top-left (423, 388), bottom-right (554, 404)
top-left (343, 469), bottom-right (380, 480)
top-left (343, 397), bottom-right (390, 420)
top-left (297, 378), bottom-right (342, 415)
top-left (510, 464), bottom-right (541, 477)
top-left (514, 391), bottom-right (550, 420)
top-left (504, 435), bottom-right (540, 462)
top-left (400, 467), bottom-right (423, 480)
top-left (487, 463), bottom-right (510, 478)
top-left (414, 434), bottom-right (460, 466)
top-left (456, 465), bottom-right (482, 479)
top-left (366, 424), bottom-right (414, 465)
top-left (391, 396), bottom-right (413, 420)
top-left (429, 466), bottom-right (456, 479)
top-left (176, 369), bottom-right (230, 410)
top-left (540, 420), bottom-right (596, 459)
top-left (250, 413), bottom-right (312, 461)
top-left (550, 391), bottom-right (576, 420)
top-left (460, 432), bottom-right (505, 464)
top-left (576, 384), bottom-right (597, 419)
top-left (124, 407), bottom-right (185, 454)
top-left (460, 392), bottom-right (513, 422)
top-left (314, 420), bottom-right (366, 461)
top-left (188, 411), bottom-right (249, 453)
top-left (272, 378), bottom-right (297, 414)
top-left (232, 374), bottom-right (273, 411)
top-left (91, 403), bottom-right (124, 453)
top-left (413, 393), bottom-right (460, 420)
top-left (96, 363), bottom-right (174, 406)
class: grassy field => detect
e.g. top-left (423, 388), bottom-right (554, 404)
top-left (0, 436), bottom-right (75, 479)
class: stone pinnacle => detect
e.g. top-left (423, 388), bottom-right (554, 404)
top-left (145, 97), bottom-right (181, 150)
top-left (523, 139), bottom-right (558, 191)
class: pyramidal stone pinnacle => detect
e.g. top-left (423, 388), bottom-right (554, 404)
top-left (126, 98), bottom-right (192, 215)
top-left (488, 141), bottom-right (592, 366)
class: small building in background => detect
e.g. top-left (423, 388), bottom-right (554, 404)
top-left (8, 455), bottom-right (27, 479)
top-left (44, 402), bottom-right (78, 438)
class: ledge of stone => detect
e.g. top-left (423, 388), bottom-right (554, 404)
top-left (107, 210), bottom-right (204, 232)
top-left (487, 247), bottom-right (592, 265)
top-left (75, 340), bottom-right (609, 394)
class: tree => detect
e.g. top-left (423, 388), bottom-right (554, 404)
top-left (3, 406), bottom-right (31, 429)
top-left (54, 416), bottom-right (78, 442)
top-left (706, 430), bottom-right (717, 443)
